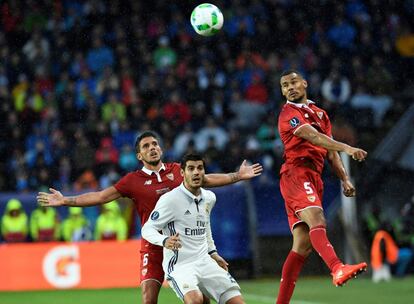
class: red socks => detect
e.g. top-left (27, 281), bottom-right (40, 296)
top-left (276, 251), bottom-right (305, 304)
top-left (309, 225), bottom-right (342, 272)
top-left (276, 225), bottom-right (342, 303)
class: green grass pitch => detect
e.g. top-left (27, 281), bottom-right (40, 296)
top-left (1, 276), bottom-right (413, 304)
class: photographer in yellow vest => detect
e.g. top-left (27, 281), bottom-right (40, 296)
top-left (30, 206), bottom-right (60, 242)
top-left (1, 199), bottom-right (28, 242)
top-left (94, 200), bottom-right (127, 241)
top-left (62, 207), bottom-right (91, 242)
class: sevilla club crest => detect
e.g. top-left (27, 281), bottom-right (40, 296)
top-left (317, 111), bottom-right (323, 119)
top-left (166, 173), bottom-right (174, 181)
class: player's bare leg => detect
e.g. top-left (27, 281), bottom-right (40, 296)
top-left (141, 280), bottom-right (161, 304)
top-left (297, 207), bottom-right (326, 228)
top-left (183, 290), bottom-right (204, 304)
top-left (291, 223), bottom-right (313, 257)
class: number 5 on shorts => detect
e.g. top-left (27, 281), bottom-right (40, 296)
top-left (304, 182), bottom-right (313, 194)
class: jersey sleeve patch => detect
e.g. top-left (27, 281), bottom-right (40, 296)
top-left (150, 211), bottom-right (160, 220)
top-left (289, 117), bottom-right (300, 128)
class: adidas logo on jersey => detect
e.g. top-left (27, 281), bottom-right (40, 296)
top-left (144, 180), bottom-right (152, 185)
top-left (184, 210), bottom-right (191, 215)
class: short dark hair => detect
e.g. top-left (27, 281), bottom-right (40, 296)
top-left (280, 69), bottom-right (304, 79)
top-left (135, 131), bottom-right (159, 153)
top-left (180, 153), bottom-right (205, 170)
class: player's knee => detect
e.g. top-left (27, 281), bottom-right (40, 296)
top-left (219, 289), bottom-right (243, 304)
top-left (185, 299), bottom-right (204, 304)
top-left (292, 234), bottom-right (312, 256)
top-left (184, 293), bottom-right (204, 304)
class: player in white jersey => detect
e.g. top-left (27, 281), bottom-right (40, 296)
top-left (142, 154), bottom-right (245, 304)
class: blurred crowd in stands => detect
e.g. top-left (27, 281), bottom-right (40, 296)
top-left (0, 0), bottom-right (413, 193)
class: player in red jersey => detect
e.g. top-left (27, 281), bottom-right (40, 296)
top-left (275, 70), bottom-right (368, 304)
top-left (37, 130), bottom-right (262, 304)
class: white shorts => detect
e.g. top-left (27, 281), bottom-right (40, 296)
top-left (166, 255), bottom-right (241, 303)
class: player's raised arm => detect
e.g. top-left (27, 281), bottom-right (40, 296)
top-left (203, 160), bottom-right (263, 187)
top-left (294, 124), bottom-right (367, 161)
top-left (37, 186), bottom-right (121, 207)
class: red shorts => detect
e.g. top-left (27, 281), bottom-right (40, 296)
top-left (140, 249), bottom-right (164, 284)
top-left (280, 166), bottom-right (324, 231)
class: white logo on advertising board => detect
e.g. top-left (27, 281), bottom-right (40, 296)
top-left (42, 245), bottom-right (80, 288)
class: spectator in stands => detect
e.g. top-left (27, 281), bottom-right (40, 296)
top-left (62, 207), bottom-right (91, 242)
top-left (395, 24), bottom-right (414, 80)
top-left (331, 116), bottom-right (357, 146)
top-left (321, 68), bottom-right (351, 105)
top-left (1, 198), bottom-right (28, 242)
top-left (153, 36), bottom-right (177, 71)
top-left (98, 165), bottom-right (120, 189)
top-left (327, 16), bottom-right (357, 50)
top-left (366, 56), bottom-right (394, 96)
top-left (119, 144), bottom-right (138, 172)
top-left (256, 112), bottom-right (282, 153)
top-left (74, 169), bottom-right (98, 192)
top-left (244, 73), bottom-right (269, 104)
top-left (30, 206), bottom-right (60, 242)
top-left (229, 90), bottom-right (266, 130)
top-left (162, 90), bottom-right (191, 128)
top-left (96, 66), bottom-right (120, 99)
top-left (194, 117), bottom-right (229, 152)
top-left (22, 30), bottom-right (50, 69)
top-left (173, 124), bottom-right (194, 158)
top-left (95, 137), bottom-right (119, 167)
top-left (94, 200), bottom-right (127, 241)
top-left (101, 92), bottom-right (126, 124)
top-left (350, 85), bottom-right (392, 127)
top-left (86, 38), bottom-right (114, 75)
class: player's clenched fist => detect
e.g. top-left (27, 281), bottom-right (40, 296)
top-left (163, 233), bottom-right (182, 250)
top-left (342, 179), bottom-right (356, 197)
top-left (346, 147), bottom-right (368, 161)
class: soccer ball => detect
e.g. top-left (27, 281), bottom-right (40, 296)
top-left (190, 3), bottom-right (224, 36)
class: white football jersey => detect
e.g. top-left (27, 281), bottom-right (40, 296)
top-left (142, 183), bottom-right (216, 275)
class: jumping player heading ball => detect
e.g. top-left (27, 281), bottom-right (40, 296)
top-left (276, 70), bottom-right (367, 304)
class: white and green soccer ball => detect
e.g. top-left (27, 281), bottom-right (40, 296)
top-left (190, 3), bottom-right (224, 36)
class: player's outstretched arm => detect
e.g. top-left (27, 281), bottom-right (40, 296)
top-left (203, 160), bottom-right (263, 187)
top-left (37, 186), bottom-right (121, 207)
top-left (295, 124), bottom-right (367, 161)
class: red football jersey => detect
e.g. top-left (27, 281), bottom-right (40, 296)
top-left (278, 101), bottom-right (332, 174)
top-left (114, 162), bottom-right (182, 251)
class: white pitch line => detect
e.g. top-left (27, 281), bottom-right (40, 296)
top-left (244, 293), bottom-right (323, 304)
